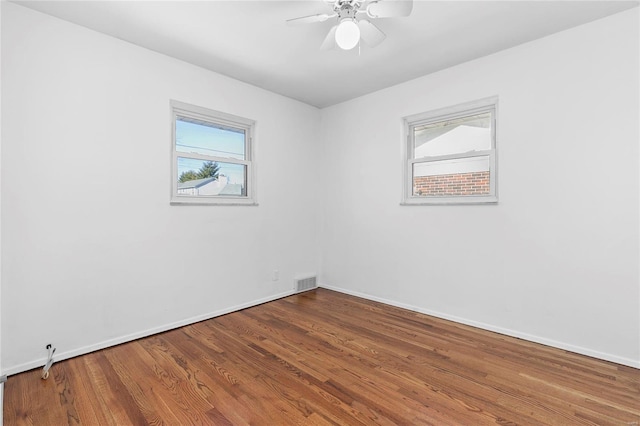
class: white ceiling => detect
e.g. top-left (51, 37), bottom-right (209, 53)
top-left (14, 0), bottom-right (638, 108)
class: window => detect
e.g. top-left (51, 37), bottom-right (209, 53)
top-left (402, 97), bottom-right (498, 205)
top-left (171, 100), bottom-right (256, 205)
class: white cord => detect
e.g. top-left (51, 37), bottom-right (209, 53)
top-left (41, 345), bottom-right (56, 380)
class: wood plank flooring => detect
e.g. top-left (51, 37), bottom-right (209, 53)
top-left (4, 288), bottom-right (640, 425)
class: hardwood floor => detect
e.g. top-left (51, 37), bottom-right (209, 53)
top-left (4, 288), bottom-right (640, 425)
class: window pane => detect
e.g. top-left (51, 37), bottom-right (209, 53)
top-left (414, 112), bottom-right (491, 158)
top-left (413, 156), bottom-right (490, 197)
top-left (177, 157), bottom-right (246, 197)
top-left (176, 117), bottom-right (245, 160)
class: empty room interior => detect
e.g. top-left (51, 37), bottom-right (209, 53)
top-left (1, 0), bottom-right (639, 424)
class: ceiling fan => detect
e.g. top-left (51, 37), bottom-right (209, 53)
top-left (287, 0), bottom-right (413, 51)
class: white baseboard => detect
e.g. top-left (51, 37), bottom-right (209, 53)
top-left (319, 283), bottom-right (640, 369)
top-left (3, 290), bottom-right (297, 377)
top-left (5, 285), bottom-right (637, 376)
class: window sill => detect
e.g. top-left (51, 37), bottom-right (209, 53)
top-left (170, 198), bottom-right (258, 206)
top-left (401, 195), bottom-right (498, 206)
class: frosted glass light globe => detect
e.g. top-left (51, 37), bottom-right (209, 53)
top-left (335, 19), bottom-right (360, 50)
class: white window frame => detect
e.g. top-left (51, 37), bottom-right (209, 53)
top-left (401, 97), bottom-right (498, 205)
top-left (170, 100), bottom-right (257, 206)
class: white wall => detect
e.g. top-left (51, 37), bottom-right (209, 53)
top-left (320, 9), bottom-right (639, 367)
top-left (0, 1), bottom-right (3, 423)
top-left (1, 3), bottom-right (638, 376)
top-left (1, 3), bottom-right (321, 374)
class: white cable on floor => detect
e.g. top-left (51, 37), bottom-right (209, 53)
top-left (41, 344), bottom-right (56, 380)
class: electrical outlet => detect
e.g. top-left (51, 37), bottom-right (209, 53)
top-left (272, 270), bottom-right (279, 281)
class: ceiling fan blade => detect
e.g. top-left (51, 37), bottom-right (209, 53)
top-left (286, 13), bottom-right (336, 26)
top-left (367, 0), bottom-right (413, 18)
top-left (358, 20), bottom-right (386, 47)
top-left (321, 25), bottom-right (338, 50)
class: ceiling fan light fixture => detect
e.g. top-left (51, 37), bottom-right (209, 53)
top-left (335, 18), bottom-right (360, 50)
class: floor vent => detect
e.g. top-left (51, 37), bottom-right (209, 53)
top-left (295, 276), bottom-right (317, 292)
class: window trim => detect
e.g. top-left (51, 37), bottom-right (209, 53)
top-left (401, 97), bottom-right (498, 205)
top-left (170, 100), bottom-right (257, 206)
